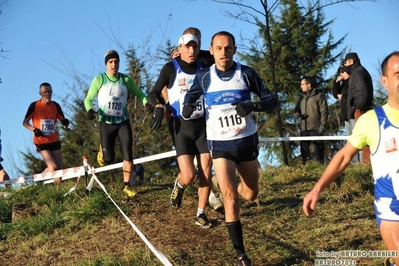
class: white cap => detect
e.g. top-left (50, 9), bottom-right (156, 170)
top-left (178, 34), bottom-right (198, 46)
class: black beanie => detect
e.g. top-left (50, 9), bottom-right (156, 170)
top-left (104, 50), bottom-right (120, 65)
top-left (344, 52), bottom-right (359, 61)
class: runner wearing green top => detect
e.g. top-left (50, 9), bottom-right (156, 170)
top-left (84, 49), bottom-right (153, 198)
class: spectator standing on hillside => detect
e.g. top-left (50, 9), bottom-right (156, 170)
top-left (303, 51), bottom-right (399, 266)
top-left (294, 76), bottom-right (328, 164)
top-left (183, 31), bottom-right (277, 266)
top-left (332, 65), bottom-right (349, 127)
top-left (332, 65), bottom-right (360, 163)
top-left (84, 50), bottom-right (152, 198)
top-left (344, 52), bottom-right (374, 164)
top-left (23, 82), bottom-right (70, 185)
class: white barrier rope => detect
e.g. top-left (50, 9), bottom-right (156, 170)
top-left (1, 136), bottom-right (348, 186)
top-left (259, 135), bottom-right (348, 142)
top-left (1, 150), bottom-right (177, 186)
top-left (63, 156), bottom-right (89, 196)
top-left (83, 161), bottom-right (173, 266)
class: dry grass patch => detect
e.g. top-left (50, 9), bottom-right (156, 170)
top-left (0, 162), bottom-right (390, 265)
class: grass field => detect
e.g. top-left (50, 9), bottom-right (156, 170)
top-left (0, 162), bottom-right (391, 265)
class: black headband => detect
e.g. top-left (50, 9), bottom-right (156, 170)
top-left (104, 52), bottom-right (120, 65)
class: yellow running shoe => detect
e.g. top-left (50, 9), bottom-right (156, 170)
top-left (97, 145), bottom-right (105, 166)
top-left (122, 186), bottom-right (137, 198)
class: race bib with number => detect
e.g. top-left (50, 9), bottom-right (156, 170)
top-left (40, 119), bottom-right (55, 136)
top-left (182, 95), bottom-right (204, 120)
top-left (208, 105), bottom-right (246, 138)
top-left (104, 96), bottom-right (124, 117)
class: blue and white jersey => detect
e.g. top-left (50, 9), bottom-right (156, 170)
top-left (168, 59), bottom-right (203, 119)
top-left (372, 106), bottom-right (399, 222)
top-left (205, 63), bottom-right (257, 141)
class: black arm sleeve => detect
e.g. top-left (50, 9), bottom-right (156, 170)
top-left (54, 101), bottom-right (66, 119)
top-left (331, 81), bottom-right (342, 99)
top-left (148, 62), bottom-right (176, 106)
top-left (24, 102), bottom-right (36, 118)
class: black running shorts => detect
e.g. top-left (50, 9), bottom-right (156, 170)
top-left (210, 145), bottom-right (259, 164)
top-left (173, 116), bottom-right (209, 157)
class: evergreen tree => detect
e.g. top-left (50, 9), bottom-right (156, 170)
top-left (19, 150), bottom-right (46, 177)
top-left (241, 0), bottom-right (345, 165)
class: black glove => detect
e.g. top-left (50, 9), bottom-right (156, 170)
top-left (232, 102), bottom-right (258, 117)
top-left (149, 107), bottom-right (164, 130)
top-left (61, 118), bottom-right (70, 127)
top-left (293, 112), bottom-right (301, 119)
top-left (145, 103), bottom-right (154, 114)
top-left (87, 109), bottom-right (96, 120)
top-left (165, 102), bottom-right (171, 114)
top-left (33, 128), bottom-right (44, 137)
top-left (182, 103), bottom-right (196, 119)
top-left (318, 125), bottom-right (325, 135)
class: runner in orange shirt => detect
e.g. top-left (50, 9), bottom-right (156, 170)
top-left (23, 82), bottom-right (69, 185)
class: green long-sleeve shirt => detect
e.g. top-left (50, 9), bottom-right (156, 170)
top-left (84, 72), bottom-right (148, 124)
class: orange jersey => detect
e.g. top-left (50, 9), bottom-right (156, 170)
top-left (24, 100), bottom-right (65, 145)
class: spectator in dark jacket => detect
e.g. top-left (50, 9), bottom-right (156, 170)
top-left (332, 65), bottom-right (349, 125)
top-left (344, 52), bottom-right (373, 164)
top-left (332, 66), bottom-right (360, 163)
top-left (294, 76), bottom-right (328, 164)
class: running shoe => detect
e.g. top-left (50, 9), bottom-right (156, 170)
top-left (122, 186), bottom-right (137, 198)
top-left (170, 178), bottom-right (185, 208)
top-left (97, 145), bottom-right (105, 166)
top-left (237, 253), bottom-right (252, 266)
top-left (195, 213), bottom-right (213, 228)
top-left (209, 193), bottom-right (224, 211)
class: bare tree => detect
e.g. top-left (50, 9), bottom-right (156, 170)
top-left (0, 0), bottom-right (10, 59)
top-left (0, 0), bottom-right (10, 83)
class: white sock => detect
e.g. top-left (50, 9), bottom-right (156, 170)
top-left (177, 181), bottom-right (185, 189)
top-left (197, 208), bottom-right (204, 217)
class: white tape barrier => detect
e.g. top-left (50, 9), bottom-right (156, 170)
top-left (2, 166), bottom-right (85, 186)
top-left (1, 136), bottom-right (348, 186)
top-left (1, 150), bottom-right (177, 186)
top-left (83, 161), bottom-right (172, 266)
top-left (259, 135), bottom-right (348, 142)
top-left (87, 174), bottom-right (172, 266)
top-left (6, 157), bottom-right (173, 264)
